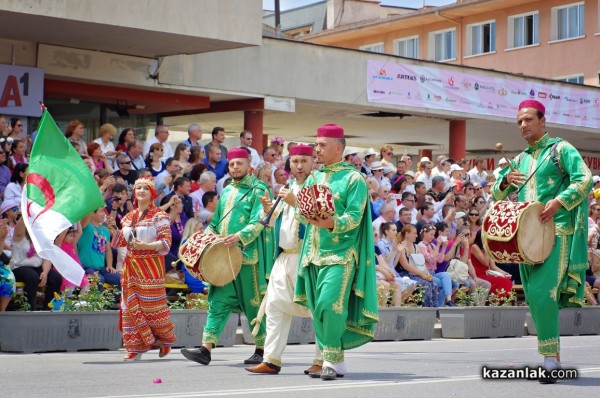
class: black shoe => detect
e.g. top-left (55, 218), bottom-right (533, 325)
top-left (445, 300), bottom-right (455, 307)
top-left (181, 347), bottom-right (211, 365)
top-left (244, 353), bottom-right (263, 365)
top-left (320, 366), bottom-right (338, 381)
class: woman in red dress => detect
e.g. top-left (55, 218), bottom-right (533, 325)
top-left (113, 177), bottom-right (175, 361)
top-left (469, 229), bottom-right (513, 301)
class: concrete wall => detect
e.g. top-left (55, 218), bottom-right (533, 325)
top-left (0, 0), bottom-right (262, 47)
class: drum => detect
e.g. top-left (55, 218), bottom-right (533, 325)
top-left (178, 232), bottom-right (242, 286)
top-left (482, 201), bottom-right (554, 265)
top-left (296, 184), bottom-right (335, 220)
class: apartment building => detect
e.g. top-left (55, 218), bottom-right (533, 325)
top-left (305, 0), bottom-right (600, 87)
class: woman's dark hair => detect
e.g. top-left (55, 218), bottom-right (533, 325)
top-left (434, 222), bottom-right (447, 238)
top-left (9, 118), bottom-right (21, 129)
top-left (188, 163), bottom-right (208, 182)
top-left (10, 163), bottom-right (28, 183)
top-left (379, 222), bottom-right (395, 239)
top-left (392, 175), bottom-right (407, 193)
top-left (189, 146), bottom-right (204, 164)
top-left (118, 128), bottom-right (134, 147)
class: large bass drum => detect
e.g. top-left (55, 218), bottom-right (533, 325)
top-left (482, 201), bottom-right (555, 265)
top-left (178, 232), bottom-right (242, 286)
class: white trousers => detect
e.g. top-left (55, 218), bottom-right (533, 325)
top-left (264, 252), bottom-right (321, 367)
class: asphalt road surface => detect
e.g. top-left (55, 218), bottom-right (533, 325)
top-left (3, 335), bottom-right (600, 398)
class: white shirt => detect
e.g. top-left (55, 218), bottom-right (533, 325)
top-left (416, 173), bottom-right (433, 190)
top-left (154, 170), bottom-right (172, 196)
top-left (468, 167), bottom-right (488, 185)
top-left (4, 183), bottom-right (22, 208)
top-left (190, 188), bottom-right (206, 211)
top-left (243, 146), bottom-right (262, 169)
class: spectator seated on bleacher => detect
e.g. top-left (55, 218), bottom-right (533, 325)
top-left (78, 208), bottom-right (120, 289)
top-left (470, 230), bottom-right (513, 300)
top-left (10, 218), bottom-right (62, 310)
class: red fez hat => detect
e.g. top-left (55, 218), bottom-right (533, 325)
top-left (289, 144), bottom-right (313, 157)
top-left (518, 99), bottom-right (545, 115)
top-left (317, 124), bottom-right (344, 139)
top-left (227, 147), bottom-right (250, 161)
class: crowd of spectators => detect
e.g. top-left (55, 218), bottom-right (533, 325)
top-left (0, 116), bottom-right (598, 312)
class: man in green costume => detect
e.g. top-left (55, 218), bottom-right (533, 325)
top-left (294, 124), bottom-right (379, 381)
top-left (181, 147), bottom-right (274, 366)
top-left (492, 99), bottom-right (592, 383)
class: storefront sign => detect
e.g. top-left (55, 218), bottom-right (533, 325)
top-left (0, 64), bottom-right (44, 117)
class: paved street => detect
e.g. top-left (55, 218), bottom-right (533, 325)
top-left (3, 335), bottom-right (600, 398)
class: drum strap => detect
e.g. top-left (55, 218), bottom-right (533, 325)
top-left (515, 142), bottom-right (565, 197)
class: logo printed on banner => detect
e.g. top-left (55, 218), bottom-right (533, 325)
top-left (367, 60), bottom-right (599, 129)
top-left (397, 74), bottom-right (417, 80)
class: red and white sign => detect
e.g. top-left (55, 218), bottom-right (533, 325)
top-left (0, 64), bottom-right (44, 117)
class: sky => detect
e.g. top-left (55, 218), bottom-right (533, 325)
top-left (262, 0), bottom-right (456, 11)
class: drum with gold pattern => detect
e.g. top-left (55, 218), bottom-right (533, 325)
top-left (296, 184), bottom-right (335, 220)
top-left (178, 232), bottom-right (242, 286)
top-left (482, 201), bottom-right (554, 265)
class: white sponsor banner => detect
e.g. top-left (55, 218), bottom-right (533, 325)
top-left (367, 60), bottom-right (600, 129)
top-left (0, 64), bottom-right (44, 117)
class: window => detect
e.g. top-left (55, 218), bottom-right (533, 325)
top-left (429, 28), bottom-right (456, 62)
top-left (558, 75), bottom-right (584, 84)
top-left (359, 42), bottom-right (385, 53)
top-left (508, 12), bottom-right (539, 48)
top-left (551, 2), bottom-right (584, 41)
top-left (394, 36), bottom-right (419, 59)
top-left (467, 21), bottom-right (496, 55)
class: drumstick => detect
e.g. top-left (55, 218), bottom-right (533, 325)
top-left (495, 143), bottom-right (516, 172)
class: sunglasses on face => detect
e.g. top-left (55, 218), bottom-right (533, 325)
top-left (120, 161), bottom-right (132, 165)
top-left (469, 213), bottom-right (479, 217)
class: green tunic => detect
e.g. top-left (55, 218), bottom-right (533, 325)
top-left (202, 173), bottom-right (275, 347)
top-left (491, 133), bottom-right (592, 355)
top-left (294, 161), bottom-right (379, 363)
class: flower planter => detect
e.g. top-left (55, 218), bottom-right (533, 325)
top-left (170, 310), bottom-right (238, 347)
top-left (241, 315), bottom-right (315, 345)
top-left (439, 307), bottom-right (528, 339)
top-left (526, 307), bottom-right (600, 336)
top-left (0, 311), bottom-right (121, 353)
top-left (374, 307), bottom-right (437, 341)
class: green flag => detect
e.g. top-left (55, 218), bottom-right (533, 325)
top-left (23, 109), bottom-right (105, 285)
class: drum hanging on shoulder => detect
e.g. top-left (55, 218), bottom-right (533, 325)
top-left (482, 201), bottom-right (555, 265)
top-left (296, 184), bottom-right (335, 220)
top-left (178, 232), bottom-right (242, 286)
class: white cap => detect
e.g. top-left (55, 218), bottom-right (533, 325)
top-left (455, 211), bottom-right (466, 219)
top-left (370, 161), bottom-right (384, 171)
top-left (404, 170), bottom-right (415, 178)
top-left (499, 157), bottom-right (509, 165)
top-left (593, 175), bottom-right (600, 184)
top-left (0, 199), bottom-right (19, 214)
top-left (420, 156), bottom-right (431, 163)
top-left (450, 164), bottom-right (464, 172)
top-left (383, 166), bottom-right (394, 174)
top-left (343, 147), bottom-right (358, 158)
top-left (363, 148), bottom-right (378, 158)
